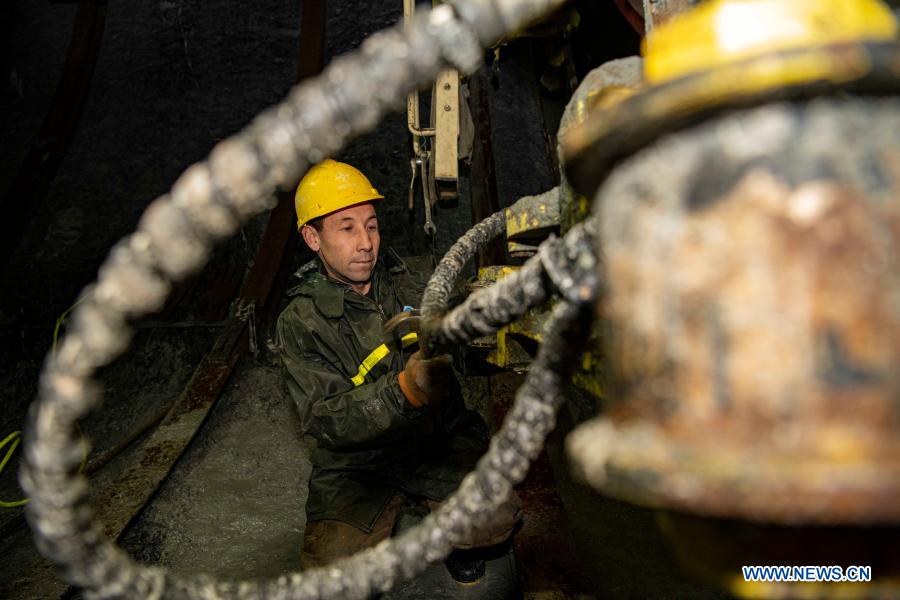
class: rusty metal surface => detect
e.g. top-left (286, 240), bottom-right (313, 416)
top-left (533, 57), bottom-right (644, 399)
top-left (561, 42), bottom-right (900, 199)
top-left (0, 0), bottom-right (106, 271)
top-left (642, 0), bottom-right (694, 31)
top-left (569, 97), bottom-right (900, 526)
top-left (490, 372), bottom-right (595, 598)
top-left (556, 56), bottom-right (643, 143)
top-left (557, 55), bottom-right (642, 233)
top-left (467, 67), bottom-right (507, 268)
top-left (612, 0), bottom-right (645, 33)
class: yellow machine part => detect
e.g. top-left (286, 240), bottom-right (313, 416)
top-left (473, 266), bottom-right (542, 372)
top-left (474, 266), bottom-right (603, 397)
top-left (644, 0), bottom-right (899, 84)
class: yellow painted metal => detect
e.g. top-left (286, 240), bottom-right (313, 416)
top-left (590, 85), bottom-right (639, 111)
top-left (571, 349), bottom-right (604, 400)
top-left (644, 0), bottom-right (898, 84)
top-left (473, 266), bottom-right (603, 396)
top-left (507, 240), bottom-right (540, 257)
top-left (505, 187), bottom-right (561, 242)
top-left (294, 159), bottom-right (383, 229)
top-left (505, 206), bottom-right (543, 237)
top-left (476, 265), bottom-right (519, 282)
top-left (473, 267), bottom-right (538, 370)
top-left (560, 42), bottom-right (900, 199)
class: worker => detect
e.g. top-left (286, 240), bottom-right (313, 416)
top-left (275, 159), bottom-right (521, 583)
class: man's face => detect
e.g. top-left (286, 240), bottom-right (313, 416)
top-left (302, 202), bottom-right (380, 287)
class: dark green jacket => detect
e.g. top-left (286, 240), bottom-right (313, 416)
top-left (276, 253), bottom-right (487, 532)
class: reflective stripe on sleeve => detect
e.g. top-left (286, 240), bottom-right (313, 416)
top-left (350, 332), bottom-right (418, 386)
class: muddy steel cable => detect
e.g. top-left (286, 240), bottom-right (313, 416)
top-left (420, 210), bottom-right (506, 327)
top-left (422, 218), bottom-right (599, 356)
top-left (20, 0), bottom-right (573, 598)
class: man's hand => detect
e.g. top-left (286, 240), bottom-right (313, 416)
top-left (398, 350), bottom-right (452, 407)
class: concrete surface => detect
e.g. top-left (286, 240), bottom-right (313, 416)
top-left (118, 357), bottom-right (310, 580)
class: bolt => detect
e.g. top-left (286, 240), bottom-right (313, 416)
top-left (444, 105), bottom-right (451, 111)
top-left (443, 82), bottom-right (451, 90)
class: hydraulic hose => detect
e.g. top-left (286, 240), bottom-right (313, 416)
top-left (420, 210), bottom-right (506, 325)
top-left (20, 1), bottom-right (578, 598)
top-left (422, 217), bottom-right (600, 356)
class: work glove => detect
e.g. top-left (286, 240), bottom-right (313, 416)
top-left (398, 350), bottom-right (452, 408)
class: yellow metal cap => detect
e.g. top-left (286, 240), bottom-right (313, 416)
top-left (294, 159), bottom-right (384, 229)
top-left (644, 0), bottom-right (899, 84)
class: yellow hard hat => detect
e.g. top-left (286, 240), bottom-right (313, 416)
top-left (294, 159), bottom-right (384, 229)
top-left (644, 0), bottom-right (898, 84)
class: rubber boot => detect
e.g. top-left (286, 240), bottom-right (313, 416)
top-left (444, 549), bottom-right (486, 584)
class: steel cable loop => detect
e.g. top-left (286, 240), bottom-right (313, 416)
top-left (419, 202), bottom-right (600, 355)
top-left (423, 220), bottom-right (598, 356)
top-left (439, 255), bottom-right (550, 343)
top-left (20, 0), bottom-right (566, 597)
top-left (419, 210), bottom-right (506, 352)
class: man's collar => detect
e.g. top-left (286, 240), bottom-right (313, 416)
top-left (288, 258), bottom-right (394, 319)
top-left (288, 248), bottom-right (407, 290)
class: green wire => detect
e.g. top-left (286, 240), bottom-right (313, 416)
top-left (0, 427), bottom-right (89, 509)
top-left (0, 431), bottom-right (28, 508)
top-left (1, 294), bottom-right (92, 509)
top-left (51, 293), bottom-right (89, 357)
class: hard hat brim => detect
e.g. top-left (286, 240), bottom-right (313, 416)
top-left (297, 195), bottom-right (385, 229)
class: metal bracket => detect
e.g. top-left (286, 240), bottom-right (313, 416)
top-left (404, 0), bottom-right (459, 234)
top-left (434, 68), bottom-right (459, 199)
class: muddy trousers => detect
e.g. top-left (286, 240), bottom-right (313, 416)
top-left (299, 491), bottom-right (523, 569)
